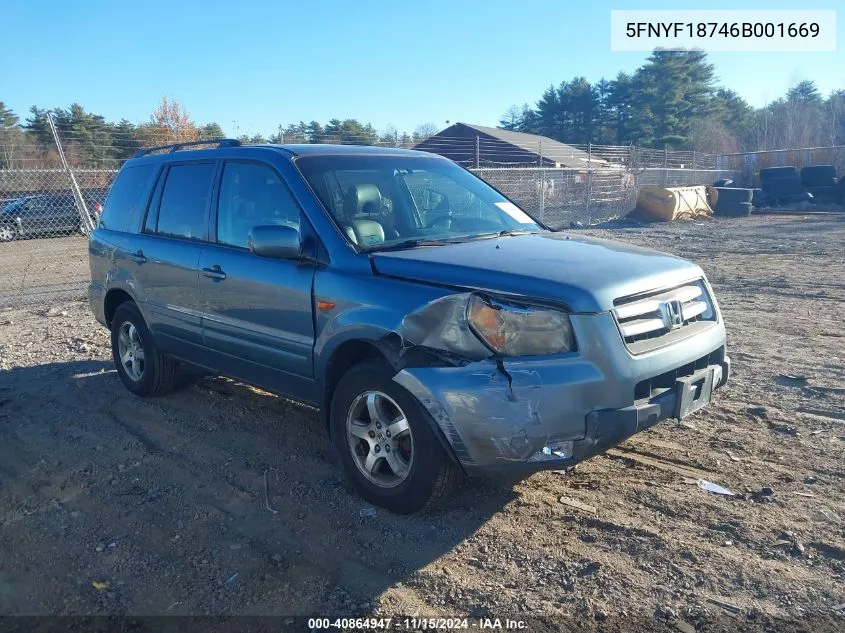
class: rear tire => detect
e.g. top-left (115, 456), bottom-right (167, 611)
top-left (800, 165), bottom-right (837, 187)
top-left (759, 166), bottom-right (799, 183)
top-left (714, 187), bottom-right (753, 204)
top-left (110, 301), bottom-right (178, 397)
top-left (330, 361), bottom-right (460, 514)
top-left (714, 201), bottom-right (753, 218)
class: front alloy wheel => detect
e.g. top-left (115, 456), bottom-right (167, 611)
top-left (0, 225), bottom-right (15, 242)
top-left (330, 361), bottom-right (460, 514)
top-left (347, 391), bottom-right (414, 488)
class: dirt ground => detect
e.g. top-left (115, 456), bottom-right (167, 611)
top-left (0, 214), bottom-right (843, 630)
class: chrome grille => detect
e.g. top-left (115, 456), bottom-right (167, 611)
top-left (613, 280), bottom-right (717, 354)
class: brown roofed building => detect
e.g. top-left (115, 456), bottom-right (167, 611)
top-left (414, 122), bottom-right (610, 169)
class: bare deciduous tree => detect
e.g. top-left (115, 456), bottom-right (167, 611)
top-left (413, 122), bottom-right (440, 141)
top-left (0, 102), bottom-right (23, 169)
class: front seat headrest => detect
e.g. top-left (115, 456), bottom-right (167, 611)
top-left (343, 184), bottom-right (382, 217)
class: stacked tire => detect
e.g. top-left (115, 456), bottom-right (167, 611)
top-left (759, 166), bottom-right (811, 205)
top-left (800, 165), bottom-right (838, 204)
top-left (713, 187), bottom-right (753, 217)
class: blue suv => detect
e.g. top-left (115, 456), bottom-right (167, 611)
top-left (88, 139), bottom-right (729, 513)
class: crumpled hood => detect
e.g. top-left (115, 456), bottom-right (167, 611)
top-left (370, 232), bottom-right (704, 313)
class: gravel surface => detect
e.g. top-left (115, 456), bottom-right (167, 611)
top-left (0, 235), bottom-right (88, 308)
top-left (0, 214), bottom-right (843, 629)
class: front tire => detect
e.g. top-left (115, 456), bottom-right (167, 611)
top-left (330, 361), bottom-right (459, 514)
top-left (110, 301), bottom-right (177, 397)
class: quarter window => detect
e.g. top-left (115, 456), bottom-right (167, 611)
top-left (216, 162), bottom-right (300, 249)
top-left (155, 163), bottom-right (216, 240)
top-left (100, 164), bottom-right (155, 232)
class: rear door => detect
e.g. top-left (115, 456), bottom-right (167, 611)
top-left (199, 160), bottom-right (317, 401)
top-left (129, 161), bottom-right (217, 361)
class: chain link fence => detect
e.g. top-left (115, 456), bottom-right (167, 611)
top-left (0, 168), bottom-right (114, 309)
top-left (12, 137), bottom-right (845, 312)
top-left (472, 166), bottom-right (737, 227)
top-left (715, 145), bottom-right (845, 186)
top-left (0, 161), bottom-right (734, 311)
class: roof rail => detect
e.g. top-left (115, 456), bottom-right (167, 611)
top-left (133, 138), bottom-right (242, 158)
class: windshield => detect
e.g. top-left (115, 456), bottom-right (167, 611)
top-left (294, 154), bottom-right (542, 251)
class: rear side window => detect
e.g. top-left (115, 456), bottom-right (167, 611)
top-left (100, 164), bottom-right (155, 232)
top-left (154, 163), bottom-right (216, 241)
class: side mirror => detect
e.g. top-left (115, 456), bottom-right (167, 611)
top-left (248, 225), bottom-right (302, 260)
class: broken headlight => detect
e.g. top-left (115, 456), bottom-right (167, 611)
top-left (467, 295), bottom-right (574, 356)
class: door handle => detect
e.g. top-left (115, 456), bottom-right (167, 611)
top-left (127, 250), bottom-right (147, 264)
top-left (202, 265), bottom-right (227, 281)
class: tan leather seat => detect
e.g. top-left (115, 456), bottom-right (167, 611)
top-left (346, 219), bottom-right (385, 246)
top-left (342, 185), bottom-right (385, 246)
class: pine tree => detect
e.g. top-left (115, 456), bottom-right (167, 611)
top-left (535, 85), bottom-right (561, 140)
top-left (24, 106), bottom-right (53, 146)
top-left (787, 80), bottom-right (822, 104)
top-left (630, 50), bottom-right (717, 148)
top-left (0, 102), bottom-right (19, 128)
top-left (606, 73), bottom-right (633, 144)
top-left (498, 105), bottom-right (522, 131)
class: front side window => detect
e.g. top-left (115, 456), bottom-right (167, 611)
top-left (295, 155), bottom-right (540, 251)
top-left (154, 163), bottom-right (216, 241)
top-left (216, 162), bottom-right (300, 249)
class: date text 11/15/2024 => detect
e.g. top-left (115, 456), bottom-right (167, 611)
top-left (308, 617), bottom-right (527, 630)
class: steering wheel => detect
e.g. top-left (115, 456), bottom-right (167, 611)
top-left (427, 210), bottom-right (453, 228)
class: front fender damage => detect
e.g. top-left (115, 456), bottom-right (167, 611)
top-left (378, 294), bottom-right (588, 471)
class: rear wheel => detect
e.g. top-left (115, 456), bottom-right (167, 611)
top-left (110, 301), bottom-right (178, 396)
top-left (330, 361), bottom-right (459, 514)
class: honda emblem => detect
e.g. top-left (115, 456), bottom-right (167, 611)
top-left (661, 300), bottom-right (684, 330)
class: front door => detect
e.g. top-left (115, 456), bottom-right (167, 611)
top-left (199, 160), bottom-right (316, 401)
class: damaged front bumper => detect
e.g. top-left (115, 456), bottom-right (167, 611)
top-left (393, 312), bottom-right (729, 476)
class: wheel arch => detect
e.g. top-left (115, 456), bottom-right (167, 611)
top-left (318, 333), bottom-right (466, 475)
top-left (104, 287), bottom-right (136, 327)
top-left (320, 338), bottom-right (391, 430)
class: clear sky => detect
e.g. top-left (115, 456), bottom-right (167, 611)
top-left (1, 0), bottom-right (842, 137)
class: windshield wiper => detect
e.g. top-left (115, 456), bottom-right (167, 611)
top-left (496, 229), bottom-right (538, 237)
top-left (365, 231), bottom-right (539, 253)
top-left (364, 238), bottom-right (458, 253)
